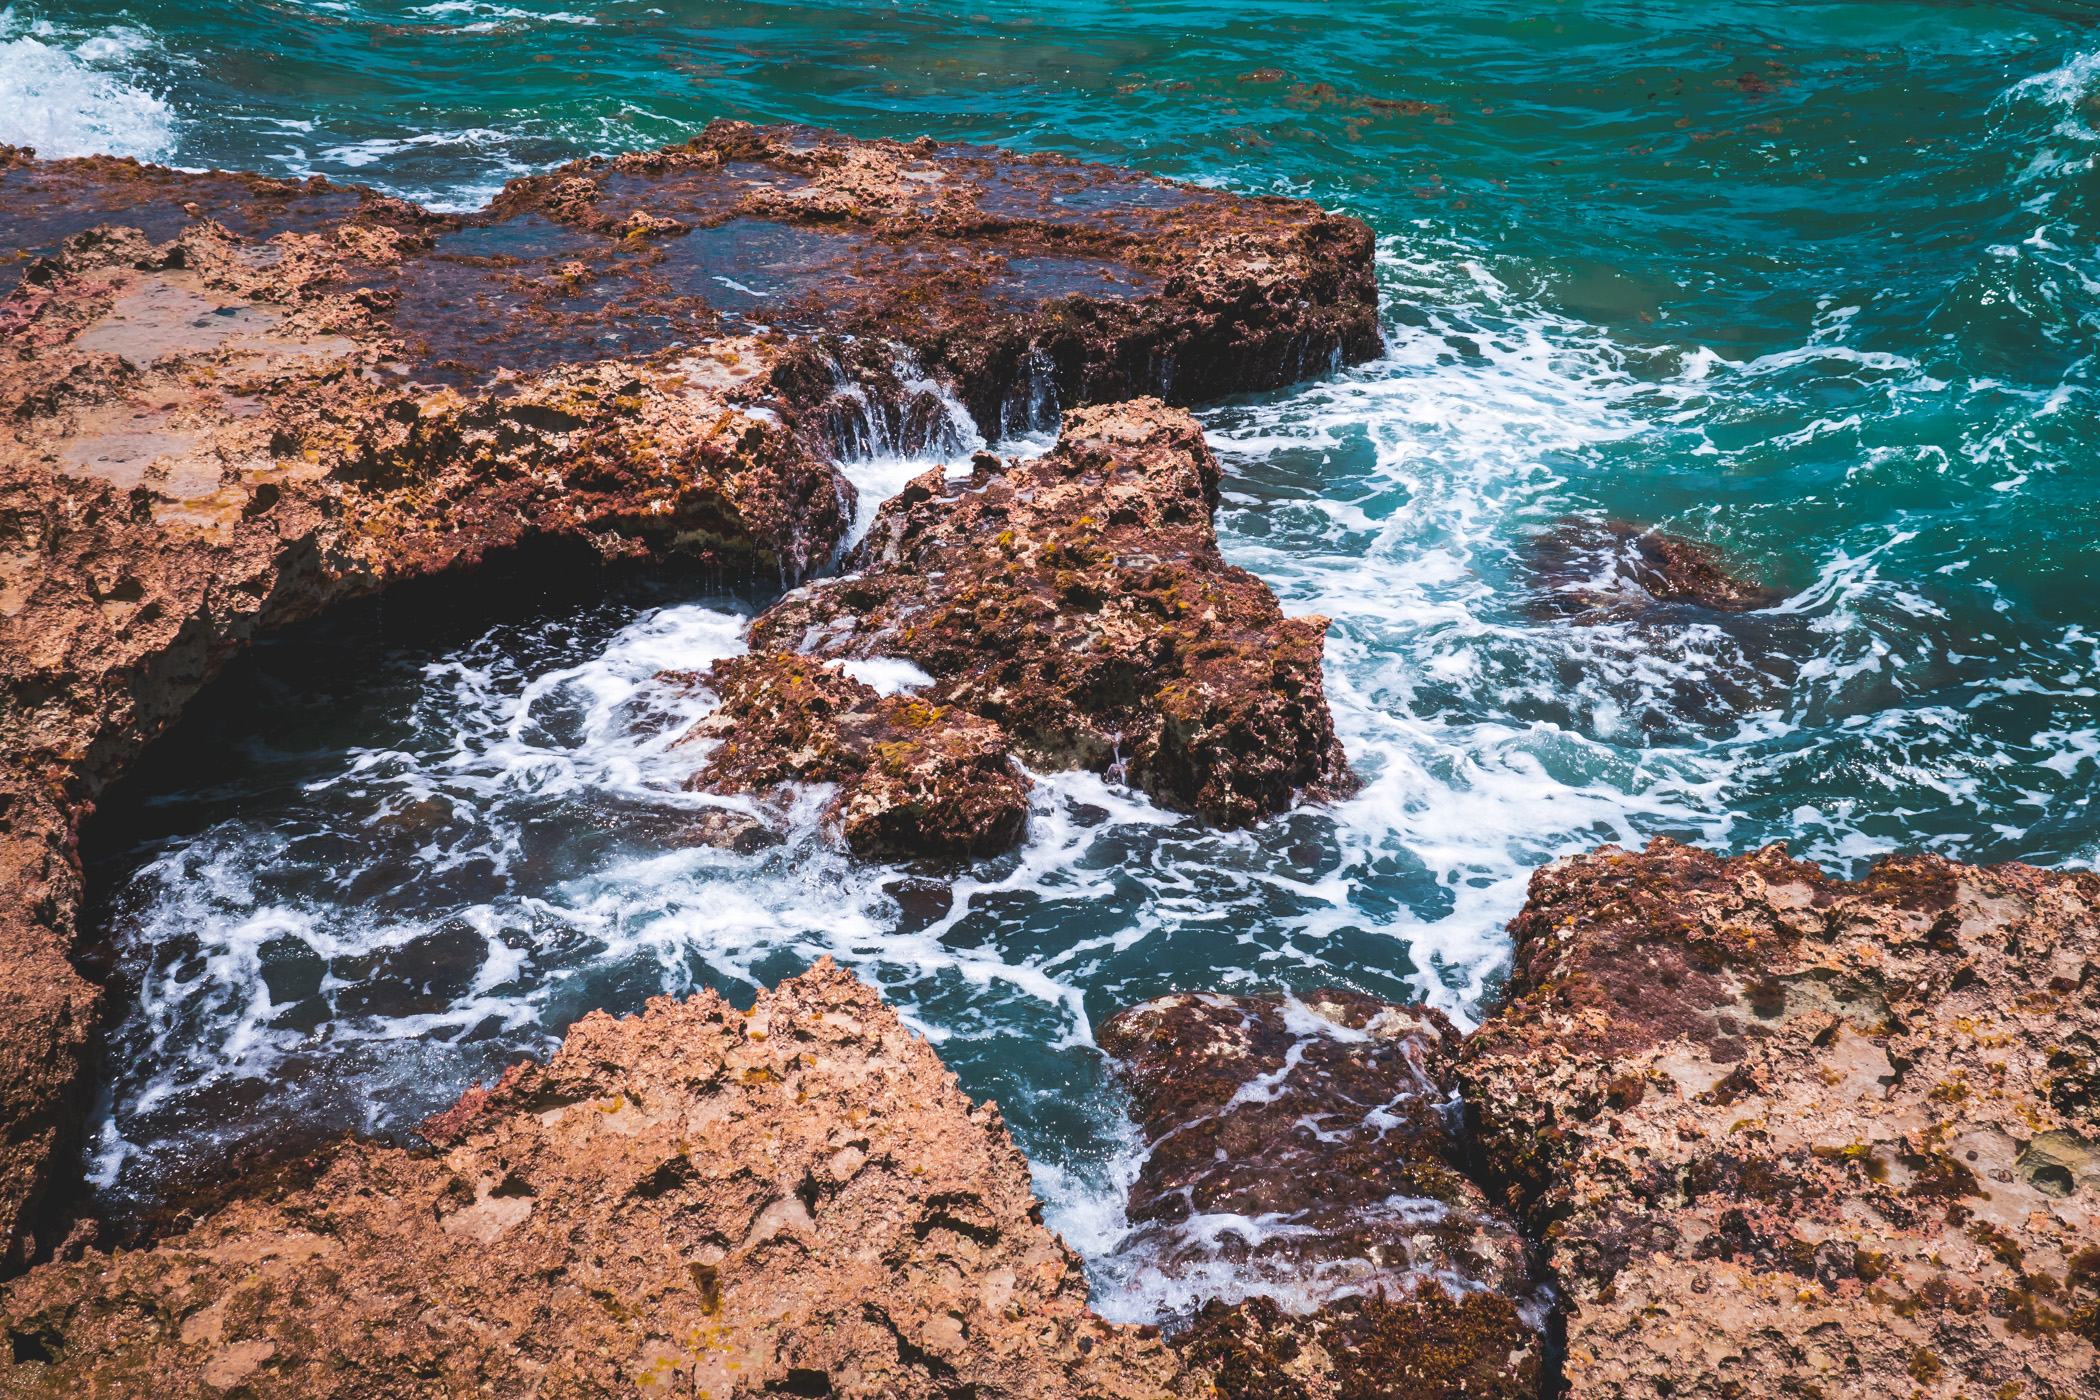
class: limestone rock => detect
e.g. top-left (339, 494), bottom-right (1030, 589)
top-left (1460, 838), bottom-right (2100, 1400)
top-left (0, 959), bottom-right (1199, 1398)
top-left (680, 652), bottom-right (1031, 858)
top-left (1099, 990), bottom-right (1544, 1400)
top-left (713, 399), bottom-right (1355, 850)
top-left (0, 129), bottom-right (1382, 1260)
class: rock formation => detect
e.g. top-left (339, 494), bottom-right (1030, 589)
top-left (1098, 990), bottom-right (1544, 1400)
top-left (680, 399), bottom-right (1354, 854)
top-left (0, 127), bottom-right (1382, 1265)
top-left (0, 959), bottom-right (1201, 1398)
top-left (1459, 839), bottom-right (2100, 1399)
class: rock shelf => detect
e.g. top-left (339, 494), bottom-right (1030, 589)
top-left (1462, 840), bottom-right (2100, 1399)
top-left (0, 961), bottom-right (1196, 1398)
top-left (0, 124), bottom-right (1383, 1267)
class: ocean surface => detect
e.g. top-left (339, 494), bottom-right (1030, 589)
top-left (20, 0), bottom-right (2099, 1320)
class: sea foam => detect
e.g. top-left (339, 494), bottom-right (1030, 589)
top-left (0, 11), bottom-right (174, 160)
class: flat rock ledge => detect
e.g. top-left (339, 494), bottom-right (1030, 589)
top-left (0, 959), bottom-right (1198, 1398)
top-left (1099, 990), bottom-right (1546, 1400)
top-left (0, 128), bottom-right (1381, 1263)
top-left (1461, 839), bottom-right (2100, 1400)
top-left (678, 398), bottom-right (1354, 855)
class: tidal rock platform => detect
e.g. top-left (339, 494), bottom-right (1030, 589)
top-left (1461, 840), bottom-right (2100, 1399)
top-left (0, 960), bottom-right (1198, 1398)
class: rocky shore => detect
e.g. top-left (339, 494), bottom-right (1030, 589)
top-left (680, 398), bottom-right (1353, 855)
top-left (0, 126), bottom-right (2093, 1400)
top-left (8, 841), bottom-right (2089, 1396)
top-left (0, 124), bottom-right (1381, 1270)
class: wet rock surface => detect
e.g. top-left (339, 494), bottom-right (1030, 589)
top-left (698, 398), bottom-right (1354, 852)
top-left (679, 651), bottom-right (1031, 858)
top-left (1098, 990), bottom-right (1543, 1400)
top-left (1521, 518), bottom-right (1781, 621)
top-left (483, 121), bottom-right (1383, 434)
top-left (1459, 839), bottom-right (2100, 1400)
top-left (0, 960), bottom-right (1200, 1398)
top-left (0, 128), bottom-right (1380, 1261)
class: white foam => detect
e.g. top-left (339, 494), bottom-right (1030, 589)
top-left (840, 657), bottom-right (935, 696)
top-left (0, 12), bottom-right (175, 161)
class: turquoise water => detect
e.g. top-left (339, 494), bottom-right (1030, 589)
top-left (27, 0), bottom-right (2100, 1316)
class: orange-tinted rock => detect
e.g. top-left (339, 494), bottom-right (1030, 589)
top-left (1460, 839), bottom-right (2100, 1400)
top-left (734, 399), bottom-right (1355, 844)
top-left (678, 652), bottom-right (1030, 858)
top-left (0, 959), bottom-right (1200, 1398)
top-left (1097, 991), bottom-right (1542, 1400)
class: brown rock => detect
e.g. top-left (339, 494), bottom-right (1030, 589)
top-left (1460, 838), bottom-right (2100, 1400)
top-left (488, 120), bottom-right (1385, 436)
top-left (1098, 990), bottom-right (1543, 1400)
top-left (679, 652), bottom-right (1030, 858)
top-left (0, 129), bottom-right (1382, 1261)
top-left (0, 959), bottom-right (1199, 1398)
top-left (1522, 518), bottom-right (1781, 619)
top-left (721, 398), bottom-right (1355, 849)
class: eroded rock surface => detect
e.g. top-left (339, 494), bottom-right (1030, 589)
top-left (683, 399), bottom-right (1354, 852)
top-left (0, 129), bottom-right (1380, 1261)
top-left (1460, 839), bottom-right (2100, 1400)
top-left (677, 652), bottom-right (1031, 857)
top-left (0, 959), bottom-right (1199, 1398)
top-left (1098, 990), bottom-right (1544, 1400)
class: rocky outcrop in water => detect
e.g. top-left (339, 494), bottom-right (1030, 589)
top-left (1522, 518), bottom-right (1781, 620)
top-left (1098, 990), bottom-right (1544, 1400)
top-left (0, 131), bottom-right (1381, 1263)
top-left (0, 959), bottom-right (1200, 1398)
top-left (684, 399), bottom-right (1354, 854)
top-left (1459, 839), bottom-right (2100, 1400)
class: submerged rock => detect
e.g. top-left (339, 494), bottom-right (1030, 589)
top-left (0, 960), bottom-right (1198, 1398)
top-left (1098, 990), bottom-right (1544, 1400)
top-left (686, 399), bottom-right (1355, 854)
top-left (1522, 518), bottom-right (1781, 620)
top-left (1460, 839), bottom-right (2100, 1400)
top-left (0, 130), bottom-right (1381, 1260)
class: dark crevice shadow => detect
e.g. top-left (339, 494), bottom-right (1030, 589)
top-left (65, 535), bottom-right (785, 1248)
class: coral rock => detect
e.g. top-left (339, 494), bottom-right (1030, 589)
top-left (680, 652), bottom-right (1031, 858)
top-left (726, 399), bottom-right (1355, 848)
top-left (0, 127), bottom-right (1381, 1258)
top-left (1461, 838), bottom-right (2100, 1400)
top-left (0, 959), bottom-right (1199, 1398)
top-left (1098, 989), bottom-right (1543, 1400)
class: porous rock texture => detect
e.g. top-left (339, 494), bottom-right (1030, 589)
top-left (0, 128), bottom-right (1380, 1264)
top-left (1459, 838), bottom-right (2100, 1400)
top-left (686, 398), bottom-right (1354, 851)
top-left (1098, 990), bottom-right (1544, 1400)
top-left (0, 959), bottom-right (1200, 1398)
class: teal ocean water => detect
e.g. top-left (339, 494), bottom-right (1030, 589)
top-left (21, 0), bottom-right (2100, 1316)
